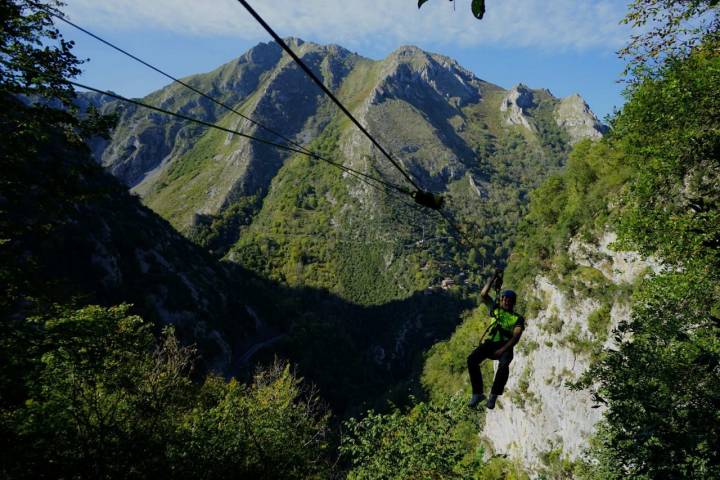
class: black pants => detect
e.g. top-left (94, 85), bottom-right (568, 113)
top-left (467, 341), bottom-right (514, 396)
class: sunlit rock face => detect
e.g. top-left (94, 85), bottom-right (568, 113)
top-left (482, 232), bottom-right (661, 472)
top-left (500, 83), bottom-right (536, 131)
top-left (554, 93), bottom-right (608, 144)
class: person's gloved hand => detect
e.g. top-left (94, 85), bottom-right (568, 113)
top-left (493, 268), bottom-right (504, 290)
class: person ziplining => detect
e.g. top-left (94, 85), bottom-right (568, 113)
top-left (467, 269), bottom-right (525, 409)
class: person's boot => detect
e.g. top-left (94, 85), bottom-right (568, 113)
top-left (486, 394), bottom-right (498, 409)
top-left (467, 393), bottom-right (485, 408)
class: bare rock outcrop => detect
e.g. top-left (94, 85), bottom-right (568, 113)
top-left (554, 94), bottom-right (607, 144)
top-left (500, 84), bottom-right (536, 131)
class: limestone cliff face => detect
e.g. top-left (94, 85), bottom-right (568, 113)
top-left (554, 94), bottom-right (608, 144)
top-left (499, 84), bottom-right (536, 131)
top-left (372, 45), bottom-right (484, 108)
top-left (482, 232), bottom-right (661, 471)
top-left (362, 45), bottom-right (497, 189)
top-left (499, 84), bottom-right (607, 143)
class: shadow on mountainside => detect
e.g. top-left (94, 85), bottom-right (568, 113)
top-left (3, 118), bottom-right (475, 417)
top-left (230, 273), bottom-right (476, 418)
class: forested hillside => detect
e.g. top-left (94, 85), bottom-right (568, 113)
top-left (79, 33), bottom-right (608, 419)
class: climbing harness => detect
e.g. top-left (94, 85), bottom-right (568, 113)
top-left (486, 307), bottom-right (522, 343)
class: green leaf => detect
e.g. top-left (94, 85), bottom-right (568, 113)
top-left (472, 0), bottom-right (486, 19)
top-left (418, 0), bottom-right (431, 8)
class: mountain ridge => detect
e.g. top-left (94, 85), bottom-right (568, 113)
top-left (83, 38), bottom-right (607, 309)
top-left (85, 39), bottom-right (605, 198)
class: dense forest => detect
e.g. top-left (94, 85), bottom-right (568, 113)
top-left (1, 0), bottom-right (719, 478)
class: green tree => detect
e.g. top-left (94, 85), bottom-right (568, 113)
top-left (5, 305), bottom-right (194, 478)
top-left (571, 39), bottom-right (720, 480)
top-left (621, 0), bottom-right (720, 71)
top-left (613, 41), bottom-right (720, 273)
top-left (1, 0), bottom-right (78, 106)
top-left (2, 305), bottom-right (331, 479)
top-left (341, 397), bottom-right (482, 479)
top-left (576, 272), bottom-right (720, 479)
top-left (0, 0), bottom-right (113, 142)
top-left (171, 363), bottom-right (330, 480)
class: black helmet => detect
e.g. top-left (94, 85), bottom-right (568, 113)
top-left (501, 290), bottom-right (517, 300)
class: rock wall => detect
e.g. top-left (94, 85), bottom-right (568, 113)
top-left (500, 84), bottom-right (536, 131)
top-left (482, 232), bottom-right (661, 471)
top-left (554, 94), bottom-right (608, 144)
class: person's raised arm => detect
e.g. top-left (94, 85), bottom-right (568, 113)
top-left (480, 269), bottom-right (502, 306)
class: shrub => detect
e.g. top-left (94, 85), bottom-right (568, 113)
top-left (587, 304), bottom-right (612, 342)
top-left (1, 305), bottom-right (330, 479)
top-left (341, 397), bottom-right (482, 479)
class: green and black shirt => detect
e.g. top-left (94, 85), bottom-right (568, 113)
top-left (482, 295), bottom-right (525, 343)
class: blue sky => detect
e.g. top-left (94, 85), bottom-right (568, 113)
top-left (60, 0), bottom-right (633, 121)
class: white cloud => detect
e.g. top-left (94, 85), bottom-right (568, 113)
top-left (63, 0), bottom-right (630, 52)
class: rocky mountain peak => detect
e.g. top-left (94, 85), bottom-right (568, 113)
top-left (272, 39), bottom-right (356, 90)
top-left (282, 36), bottom-right (305, 48)
top-left (274, 37), bottom-right (353, 63)
top-left (500, 83), bottom-right (537, 131)
top-left (372, 45), bottom-right (482, 108)
top-left (387, 44), bottom-right (433, 67)
top-left (554, 93), bottom-right (607, 144)
top-left (240, 40), bottom-right (283, 65)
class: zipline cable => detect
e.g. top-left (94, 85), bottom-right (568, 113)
top-left (48, 5), bottom-right (479, 252)
top-left (40, 5), bottom-right (417, 198)
top-left (68, 80), bottom-right (409, 196)
top-left (236, 0), bottom-right (424, 194)
top-left (39, 3), bottom-right (318, 157)
top-left (38, 5), bottom-right (318, 157)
